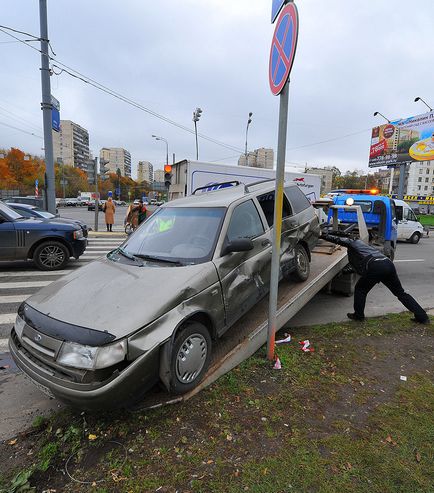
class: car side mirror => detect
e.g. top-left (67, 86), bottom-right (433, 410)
top-left (222, 238), bottom-right (254, 256)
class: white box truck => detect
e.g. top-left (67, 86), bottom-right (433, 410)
top-left (168, 160), bottom-right (321, 202)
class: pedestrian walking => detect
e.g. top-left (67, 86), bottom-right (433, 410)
top-left (322, 234), bottom-right (429, 323)
top-left (138, 200), bottom-right (147, 225)
top-left (103, 197), bottom-right (116, 232)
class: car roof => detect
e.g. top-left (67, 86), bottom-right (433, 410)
top-left (167, 181), bottom-right (299, 209)
top-left (5, 202), bottom-right (35, 210)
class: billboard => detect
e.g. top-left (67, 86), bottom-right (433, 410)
top-left (369, 110), bottom-right (434, 167)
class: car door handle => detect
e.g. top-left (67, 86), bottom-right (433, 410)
top-left (262, 239), bottom-right (271, 247)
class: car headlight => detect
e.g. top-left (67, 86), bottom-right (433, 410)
top-left (15, 314), bottom-right (25, 340)
top-left (73, 229), bottom-right (83, 240)
top-left (57, 340), bottom-right (127, 370)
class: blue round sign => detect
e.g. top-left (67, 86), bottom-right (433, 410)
top-left (269, 2), bottom-right (299, 96)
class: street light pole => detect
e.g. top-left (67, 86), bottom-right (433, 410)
top-left (245, 112), bottom-right (253, 166)
top-left (152, 135), bottom-right (169, 165)
top-left (39, 0), bottom-right (56, 214)
top-left (193, 108), bottom-right (202, 160)
top-left (414, 97), bottom-right (433, 112)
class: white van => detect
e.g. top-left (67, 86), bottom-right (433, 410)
top-left (394, 199), bottom-right (424, 244)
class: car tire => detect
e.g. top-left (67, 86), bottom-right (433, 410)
top-left (292, 243), bottom-right (310, 282)
top-left (409, 232), bottom-right (421, 244)
top-left (33, 241), bottom-right (70, 271)
top-left (169, 322), bottom-right (212, 394)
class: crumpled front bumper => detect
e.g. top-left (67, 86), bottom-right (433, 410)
top-left (9, 328), bottom-right (160, 410)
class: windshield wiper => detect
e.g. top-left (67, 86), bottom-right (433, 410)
top-left (110, 248), bottom-right (144, 266)
top-left (134, 254), bottom-right (183, 265)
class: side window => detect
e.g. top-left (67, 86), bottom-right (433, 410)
top-left (257, 191), bottom-right (292, 227)
top-left (227, 200), bottom-right (264, 242)
top-left (284, 185), bottom-right (311, 214)
top-left (403, 208), bottom-right (410, 220)
top-left (408, 209), bottom-right (417, 222)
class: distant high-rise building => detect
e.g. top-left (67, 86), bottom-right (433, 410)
top-left (153, 169), bottom-right (165, 183)
top-left (52, 120), bottom-right (90, 171)
top-left (137, 161), bottom-right (153, 183)
top-left (238, 147), bottom-right (274, 169)
top-left (305, 167), bottom-right (334, 194)
top-left (99, 148), bottom-right (131, 177)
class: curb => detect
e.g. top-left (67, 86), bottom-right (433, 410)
top-left (88, 231), bottom-right (126, 238)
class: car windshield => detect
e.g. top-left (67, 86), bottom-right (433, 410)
top-left (33, 208), bottom-right (55, 218)
top-left (0, 201), bottom-right (24, 220)
top-left (121, 207), bottom-right (226, 265)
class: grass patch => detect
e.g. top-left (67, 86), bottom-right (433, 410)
top-left (418, 214), bottom-right (434, 227)
top-left (0, 313), bottom-right (432, 492)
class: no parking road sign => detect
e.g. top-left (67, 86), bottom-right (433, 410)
top-left (269, 2), bottom-right (299, 96)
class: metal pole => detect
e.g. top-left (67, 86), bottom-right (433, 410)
top-left (388, 167), bottom-right (394, 195)
top-left (39, 0), bottom-right (56, 214)
top-left (165, 141), bottom-right (169, 166)
top-left (397, 163), bottom-right (407, 200)
top-left (94, 157), bottom-right (99, 232)
top-left (267, 82), bottom-right (290, 361)
top-left (62, 162), bottom-right (65, 198)
top-left (194, 120), bottom-right (199, 160)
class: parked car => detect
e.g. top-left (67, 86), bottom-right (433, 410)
top-left (9, 181), bottom-right (320, 409)
top-left (5, 196), bottom-right (44, 208)
top-left (88, 200), bottom-right (105, 211)
top-left (0, 201), bottom-right (87, 270)
top-left (6, 202), bottom-right (88, 238)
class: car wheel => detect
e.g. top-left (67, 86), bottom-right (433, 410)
top-left (33, 241), bottom-right (70, 271)
top-left (169, 322), bottom-right (212, 394)
top-left (292, 243), bottom-right (310, 282)
top-left (409, 232), bottom-right (421, 244)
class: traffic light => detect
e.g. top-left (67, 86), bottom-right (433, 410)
top-left (100, 159), bottom-right (110, 181)
top-left (87, 159), bottom-right (96, 185)
top-left (164, 164), bottom-right (172, 189)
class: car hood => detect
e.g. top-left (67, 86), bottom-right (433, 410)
top-left (15, 217), bottom-right (80, 230)
top-left (25, 257), bottom-right (219, 339)
top-left (45, 217), bottom-right (87, 228)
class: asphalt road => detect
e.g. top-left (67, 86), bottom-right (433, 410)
top-left (0, 233), bottom-right (432, 440)
top-left (57, 204), bottom-right (158, 232)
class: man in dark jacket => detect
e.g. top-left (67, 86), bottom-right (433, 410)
top-left (322, 234), bottom-right (429, 323)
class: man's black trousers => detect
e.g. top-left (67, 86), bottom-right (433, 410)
top-left (354, 258), bottom-right (427, 322)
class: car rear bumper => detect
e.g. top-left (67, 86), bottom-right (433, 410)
top-left (9, 328), bottom-right (160, 410)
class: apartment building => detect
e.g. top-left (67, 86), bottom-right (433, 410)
top-left (305, 167), bottom-right (334, 194)
top-left (238, 147), bottom-right (274, 169)
top-left (153, 169), bottom-right (165, 183)
top-left (137, 161), bottom-right (153, 183)
top-left (52, 120), bottom-right (90, 171)
top-left (99, 147), bottom-right (131, 177)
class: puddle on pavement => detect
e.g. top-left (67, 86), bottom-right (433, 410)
top-left (0, 352), bottom-right (19, 374)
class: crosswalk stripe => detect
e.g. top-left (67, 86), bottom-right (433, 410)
top-left (0, 269), bottom-right (73, 278)
top-left (0, 338), bottom-right (9, 352)
top-left (0, 294), bottom-right (28, 303)
top-left (0, 281), bottom-right (52, 289)
top-left (0, 313), bottom-right (15, 325)
top-left (83, 250), bottom-right (111, 253)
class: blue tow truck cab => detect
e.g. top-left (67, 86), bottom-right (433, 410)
top-left (328, 193), bottom-right (398, 260)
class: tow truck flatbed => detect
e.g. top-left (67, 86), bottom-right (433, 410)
top-left (134, 245), bottom-right (348, 410)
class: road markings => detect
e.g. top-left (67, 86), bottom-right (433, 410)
top-left (0, 338), bottom-right (9, 352)
top-left (0, 281), bottom-right (52, 289)
top-left (0, 270), bottom-right (73, 278)
top-left (394, 259), bottom-right (425, 262)
top-left (0, 313), bottom-right (16, 325)
top-left (0, 295), bottom-right (28, 304)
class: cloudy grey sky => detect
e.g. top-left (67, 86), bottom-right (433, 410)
top-left (1, 0), bottom-right (433, 178)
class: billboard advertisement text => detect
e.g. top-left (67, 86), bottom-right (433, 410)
top-left (369, 111), bottom-right (434, 167)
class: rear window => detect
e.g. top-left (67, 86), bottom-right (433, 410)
top-left (284, 186), bottom-right (311, 214)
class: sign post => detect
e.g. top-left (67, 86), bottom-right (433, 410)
top-left (267, 1), bottom-right (299, 361)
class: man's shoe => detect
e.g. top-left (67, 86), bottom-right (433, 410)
top-left (411, 317), bottom-right (430, 324)
top-left (347, 312), bottom-right (365, 321)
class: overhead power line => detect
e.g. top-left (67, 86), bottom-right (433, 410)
top-left (0, 120), bottom-right (43, 138)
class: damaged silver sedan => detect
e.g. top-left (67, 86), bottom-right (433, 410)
top-left (9, 181), bottom-right (320, 409)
